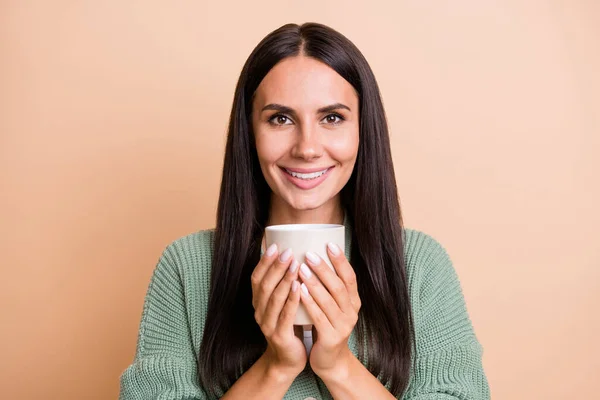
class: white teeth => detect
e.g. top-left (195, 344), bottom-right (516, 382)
top-left (285, 168), bottom-right (329, 180)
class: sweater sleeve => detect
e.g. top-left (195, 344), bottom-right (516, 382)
top-left (119, 243), bottom-right (208, 400)
top-left (402, 231), bottom-right (490, 400)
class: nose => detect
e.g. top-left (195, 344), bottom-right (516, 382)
top-left (291, 123), bottom-right (323, 160)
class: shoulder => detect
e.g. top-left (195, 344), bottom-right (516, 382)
top-left (401, 229), bottom-right (480, 355)
top-left (402, 228), bottom-right (452, 271)
top-left (128, 230), bottom-right (217, 375)
top-left (165, 229), bottom-right (215, 258)
top-left (147, 229), bottom-right (216, 352)
top-left (157, 229), bottom-right (216, 272)
top-left (151, 229), bottom-right (216, 298)
top-left (401, 228), bottom-right (460, 300)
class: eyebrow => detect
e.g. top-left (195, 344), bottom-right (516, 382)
top-left (261, 102), bottom-right (351, 114)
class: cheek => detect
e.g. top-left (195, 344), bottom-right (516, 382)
top-left (254, 132), bottom-right (286, 164)
top-left (328, 131), bottom-right (359, 163)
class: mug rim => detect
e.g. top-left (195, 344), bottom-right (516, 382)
top-left (265, 223), bottom-right (344, 231)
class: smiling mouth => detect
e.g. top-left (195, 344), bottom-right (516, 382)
top-left (281, 167), bottom-right (332, 180)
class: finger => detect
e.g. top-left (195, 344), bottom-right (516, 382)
top-left (326, 242), bottom-right (361, 313)
top-left (251, 243), bottom-right (279, 288)
top-left (299, 262), bottom-right (346, 329)
top-left (299, 282), bottom-right (335, 337)
top-left (276, 280), bottom-right (301, 336)
top-left (261, 260), bottom-right (299, 332)
top-left (251, 243), bottom-right (279, 311)
top-left (255, 248), bottom-right (295, 316)
top-left (304, 251), bottom-right (354, 315)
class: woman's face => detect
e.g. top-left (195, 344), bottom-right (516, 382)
top-left (251, 56), bottom-right (359, 214)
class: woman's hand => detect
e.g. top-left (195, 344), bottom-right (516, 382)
top-left (251, 244), bottom-right (307, 379)
top-left (298, 242), bottom-right (362, 379)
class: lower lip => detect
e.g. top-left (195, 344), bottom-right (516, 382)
top-left (281, 167), bottom-right (333, 190)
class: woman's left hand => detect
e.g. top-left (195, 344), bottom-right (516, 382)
top-left (298, 242), bottom-right (362, 379)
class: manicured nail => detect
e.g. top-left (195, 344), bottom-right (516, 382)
top-left (266, 243), bottom-right (277, 257)
top-left (300, 283), bottom-right (309, 296)
top-left (327, 242), bottom-right (341, 256)
top-left (280, 248), bottom-right (292, 262)
top-left (300, 263), bottom-right (312, 279)
top-left (292, 280), bottom-right (299, 292)
top-left (305, 251), bottom-right (320, 265)
top-left (289, 259), bottom-right (299, 273)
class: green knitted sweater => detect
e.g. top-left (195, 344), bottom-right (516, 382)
top-left (120, 222), bottom-right (490, 399)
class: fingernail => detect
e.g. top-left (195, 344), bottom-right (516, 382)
top-left (289, 259), bottom-right (299, 273)
top-left (292, 280), bottom-right (299, 292)
top-left (300, 283), bottom-right (309, 296)
top-left (266, 243), bottom-right (277, 257)
top-left (300, 263), bottom-right (312, 279)
top-left (280, 248), bottom-right (292, 262)
top-left (305, 251), bottom-right (320, 265)
top-left (327, 242), bottom-right (340, 256)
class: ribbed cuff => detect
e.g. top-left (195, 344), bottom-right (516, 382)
top-left (119, 355), bottom-right (206, 400)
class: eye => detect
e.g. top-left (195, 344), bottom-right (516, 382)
top-left (268, 114), bottom-right (293, 126)
top-left (322, 113), bottom-right (344, 125)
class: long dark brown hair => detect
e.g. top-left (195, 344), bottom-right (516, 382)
top-left (199, 22), bottom-right (413, 398)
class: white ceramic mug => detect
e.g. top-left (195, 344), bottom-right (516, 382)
top-left (264, 223), bottom-right (345, 325)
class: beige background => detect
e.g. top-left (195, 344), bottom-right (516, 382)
top-left (1, 1), bottom-right (598, 399)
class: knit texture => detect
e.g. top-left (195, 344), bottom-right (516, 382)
top-left (119, 222), bottom-right (490, 399)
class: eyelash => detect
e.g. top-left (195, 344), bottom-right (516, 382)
top-left (267, 113), bottom-right (345, 126)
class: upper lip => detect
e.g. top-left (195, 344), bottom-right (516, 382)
top-left (281, 166), bottom-right (333, 173)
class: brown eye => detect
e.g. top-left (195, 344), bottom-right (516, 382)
top-left (268, 114), bottom-right (292, 126)
top-left (323, 113), bottom-right (344, 125)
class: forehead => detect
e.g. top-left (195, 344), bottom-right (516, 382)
top-left (253, 56), bottom-right (358, 109)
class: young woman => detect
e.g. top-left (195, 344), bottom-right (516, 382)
top-left (120, 22), bottom-right (489, 400)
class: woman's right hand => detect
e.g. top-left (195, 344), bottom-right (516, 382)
top-left (251, 244), bottom-right (307, 378)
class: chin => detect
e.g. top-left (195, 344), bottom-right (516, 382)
top-left (287, 196), bottom-right (328, 211)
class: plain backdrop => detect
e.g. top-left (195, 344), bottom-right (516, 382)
top-left (1, 1), bottom-right (599, 399)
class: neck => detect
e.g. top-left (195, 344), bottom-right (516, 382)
top-left (266, 194), bottom-right (344, 226)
